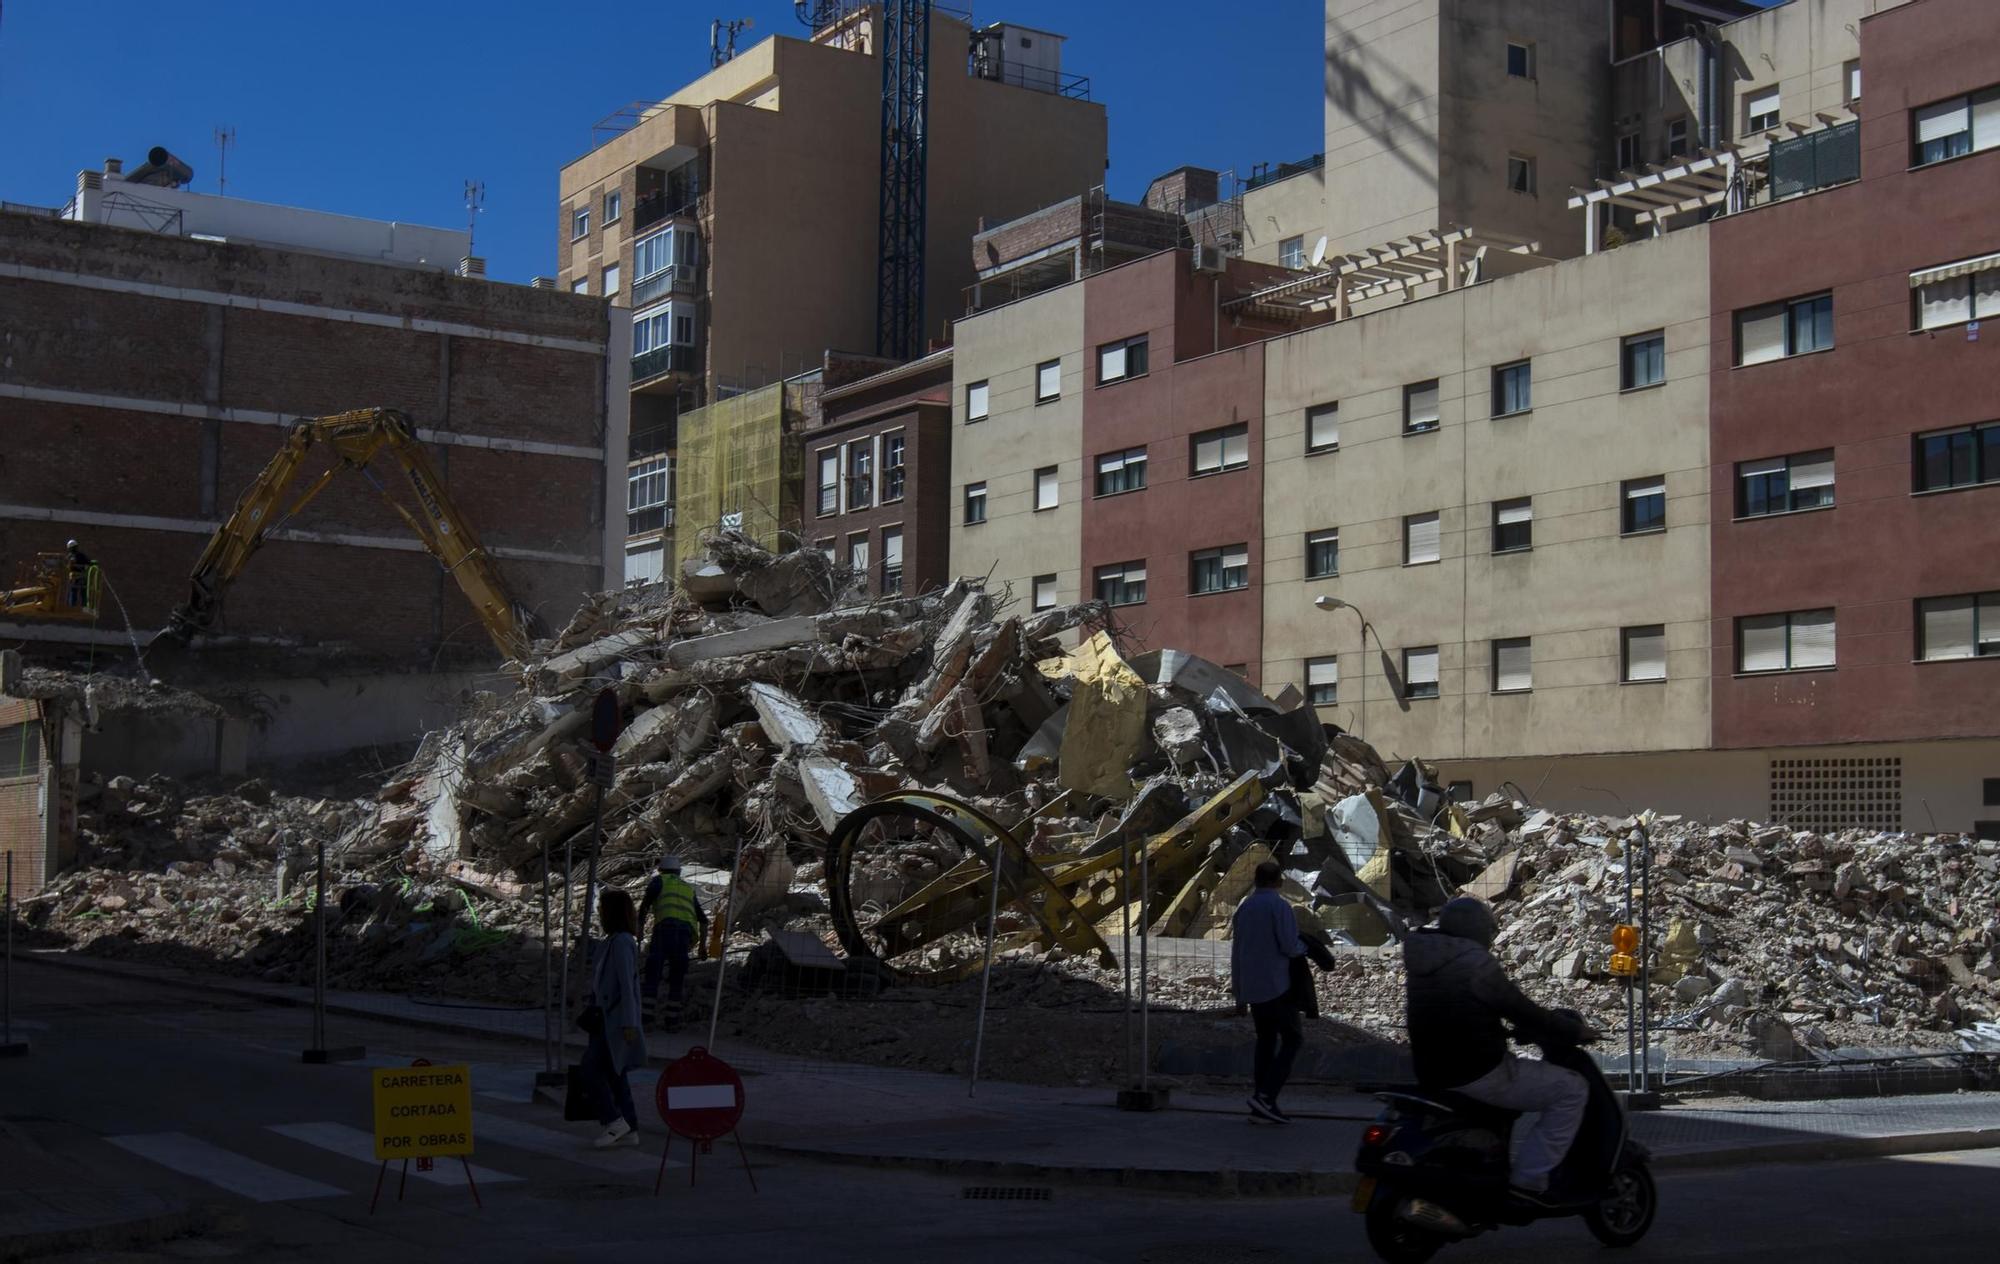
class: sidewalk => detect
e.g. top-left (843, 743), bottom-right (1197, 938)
top-left (0, 1128), bottom-right (197, 1258)
top-left (26, 950), bottom-right (2000, 1197)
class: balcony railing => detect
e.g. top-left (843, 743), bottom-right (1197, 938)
top-left (626, 504), bottom-right (674, 535)
top-left (632, 264), bottom-right (696, 307)
top-left (1765, 121), bottom-right (1859, 203)
top-left (632, 345), bottom-right (696, 385)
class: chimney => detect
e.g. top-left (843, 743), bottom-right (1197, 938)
top-left (77, 170), bottom-right (103, 195)
top-left (529, 275), bottom-right (557, 289)
top-left (457, 256), bottom-right (487, 279)
top-left (104, 157), bottom-right (123, 176)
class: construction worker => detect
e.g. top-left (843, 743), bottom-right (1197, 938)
top-left (640, 854), bottom-right (707, 1030)
top-left (64, 540), bottom-right (94, 610)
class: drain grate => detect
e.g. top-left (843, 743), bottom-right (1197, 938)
top-left (962, 1186), bottom-right (1052, 1201)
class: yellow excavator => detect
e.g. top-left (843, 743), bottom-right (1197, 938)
top-left (152, 407), bottom-right (539, 662)
top-left (4, 546), bottom-right (100, 621)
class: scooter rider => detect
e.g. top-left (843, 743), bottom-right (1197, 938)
top-left (1405, 897), bottom-right (1592, 1204)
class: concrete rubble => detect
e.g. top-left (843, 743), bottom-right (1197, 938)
top-left (13, 531), bottom-right (1999, 1072)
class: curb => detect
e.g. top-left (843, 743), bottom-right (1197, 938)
top-left (0, 1202), bottom-right (202, 1262)
top-left (748, 1143), bottom-right (1360, 1197)
top-left (1651, 1125), bottom-right (2000, 1171)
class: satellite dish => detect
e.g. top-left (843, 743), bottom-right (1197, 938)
top-left (1310, 236), bottom-right (1329, 268)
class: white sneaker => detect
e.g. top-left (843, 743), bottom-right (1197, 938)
top-left (592, 1120), bottom-right (637, 1149)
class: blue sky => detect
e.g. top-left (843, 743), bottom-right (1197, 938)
top-left (0, 1), bottom-right (1328, 282)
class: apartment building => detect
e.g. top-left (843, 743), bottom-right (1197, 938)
top-left (556, 7), bottom-right (1105, 583)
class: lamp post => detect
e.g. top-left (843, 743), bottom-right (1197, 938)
top-left (1314, 594), bottom-right (1371, 740)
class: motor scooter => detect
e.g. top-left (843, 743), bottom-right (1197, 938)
top-left (1351, 1014), bottom-right (1656, 1262)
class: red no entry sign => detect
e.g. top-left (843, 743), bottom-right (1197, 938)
top-left (654, 1046), bottom-right (745, 1142)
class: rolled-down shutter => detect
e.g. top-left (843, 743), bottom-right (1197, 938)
top-left (1790, 609), bottom-right (1837, 668)
top-left (1921, 596), bottom-right (1976, 660)
top-left (1738, 303), bottom-right (1786, 364)
top-left (1406, 512), bottom-right (1441, 563)
top-left (1406, 647), bottom-right (1440, 686)
top-left (1789, 451), bottom-right (1835, 491)
top-left (1496, 500), bottom-right (1532, 524)
top-left (1625, 626), bottom-right (1667, 681)
top-left (1740, 614), bottom-right (1790, 671)
top-left (1494, 638), bottom-right (1532, 691)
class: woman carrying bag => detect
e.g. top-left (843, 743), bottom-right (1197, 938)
top-left (578, 887), bottom-right (647, 1148)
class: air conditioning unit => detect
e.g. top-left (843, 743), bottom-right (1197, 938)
top-left (1191, 244), bottom-right (1226, 274)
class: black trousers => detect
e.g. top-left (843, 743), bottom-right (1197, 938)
top-left (1250, 997), bottom-right (1304, 1104)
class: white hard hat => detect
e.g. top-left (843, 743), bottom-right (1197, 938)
top-left (67, 539), bottom-right (78, 549)
top-left (658, 854), bottom-right (683, 873)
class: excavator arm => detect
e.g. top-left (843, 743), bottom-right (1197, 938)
top-left (155, 408), bottom-right (538, 662)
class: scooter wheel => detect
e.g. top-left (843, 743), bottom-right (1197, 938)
top-left (1364, 1186), bottom-right (1444, 1263)
top-left (1584, 1158), bottom-right (1657, 1246)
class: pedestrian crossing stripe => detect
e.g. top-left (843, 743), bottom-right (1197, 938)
top-left (269, 1122), bottom-right (519, 1184)
top-left (107, 1133), bottom-right (344, 1203)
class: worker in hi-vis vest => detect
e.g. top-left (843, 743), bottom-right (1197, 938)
top-left (640, 854), bottom-right (708, 1029)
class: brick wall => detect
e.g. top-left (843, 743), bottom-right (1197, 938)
top-left (0, 211), bottom-right (613, 662)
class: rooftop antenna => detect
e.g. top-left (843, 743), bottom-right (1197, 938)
top-left (213, 126), bottom-right (236, 196)
top-left (1310, 235), bottom-right (1329, 268)
top-left (464, 180), bottom-right (486, 253)
top-left (712, 17), bottom-right (753, 67)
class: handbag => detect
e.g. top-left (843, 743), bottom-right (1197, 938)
top-left (1288, 953), bottom-right (1322, 1021)
top-left (575, 1003), bottom-right (605, 1036)
top-left (563, 1063), bottom-right (595, 1121)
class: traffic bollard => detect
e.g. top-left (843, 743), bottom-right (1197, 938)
top-left (301, 835), bottom-right (365, 1064)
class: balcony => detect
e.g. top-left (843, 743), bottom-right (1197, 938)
top-left (632, 264), bottom-right (696, 307)
top-left (632, 345), bottom-right (696, 387)
top-left (627, 504), bottom-right (675, 535)
top-left (1765, 121), bottom-right (1859, 203)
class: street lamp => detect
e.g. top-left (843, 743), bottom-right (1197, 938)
top-left (1314, 594), bottom-right (1369, 740)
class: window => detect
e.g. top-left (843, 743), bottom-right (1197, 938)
top-left (633, 301), bottom-right (695, 352)
top-left (1032, 574), bottom-right (1057, 612)
top-left (1507, 154), bottom-right (1535, 194)
top-left (1745, 86), bottom-right (1780, 134)
top-left (1306, 657), bottom-right (1338, 706)
top-left (628, 455), bottom-right (669, 514)
top-left (1404, 511), bottom-right (1441, 565)
top-left (571, 277), bottom-right (589, 295)
top-left (1913, 87), bottom-right (2000, 166)
top-left (604, 190), bottom-right (622, 223)
top-left (1914, 421), bottom-right (2000, 492)
top-left (1094, 447), bottom-right (1148, 496)
top-left (1098, 335), bottom-right (1149, 385)
top-left (1738, 450), bottom-right (1834, 517)
top-left (1506, 41), bottom-right (1534, 79)
top-left (1666, 117), bottom-right (1690, 158)
top-left (1190, 544), bottom-right (1249, 595)
top-left (1621, 331), bottom-right (1665, 390)
top-left (881, 527), bottom-right (904, 595)
top-left (1622, 625), bottom-right (1667, 682)
top-left (847, 533), bottom-right (870, 574)
top-left (1036, 359), bottom-right (1061, 402)
top-left (1034, 466), bottom-right (1059, 511)
top-left (847, 442), bottom-right (874, 510)
top-left (964, 482), bottom-right (987, 525)
top-left (602, 263), bottom-right (620, 299)
top-left (1306, 403), bottom-right (1339, 453)
top-left (1616, 131), bottom-right (1639, 171)
top-left (1492, 361), bottom-right (1531, 417)
top-left (633, 227), bottom-right (697, 283)
top-left (1492, 498), bottom-right (1532, 552)
top-left (1738, 609), bottom-right (1836, 673)
top-left (967, 380), bottom-right (990, 422)
top-left (571, 206), bottom-right (589, 239)
top-left (1305, 528), bottom-right (1339, 579)
top-left (1736, 293), bottom-right (1833, 364)
top-left (1492, 638), bottom-right (1532, 693)
top-left (1279, 235), bottom-right (1305, 269)
top-left (815, 537), bottom-right (836, 562)
top-left (1191, 424), bottom-right (1250, 475)
top-left (1622, 476), bottom-right (1667, 534)
top-left (1404, 380), bottom-right (1441, 433)
top-left (1845, 61), bottom-right (1861, 105)
top-left (1095, 561), bottom-right (1147, 607)
top-left (1912, 255), bottom-right (2000, 330)
top-left (1917, 593), bottom-right (2000, 661)
top-left (625, 541), bottom-right (664, 585)
top-left (882, 433), bottom-right (906, 501)
top-left (1404, 647), bottom-right (1440, 700)
top-left (816, 449), bottom-right (840, 516)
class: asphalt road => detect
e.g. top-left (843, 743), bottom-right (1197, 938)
top-left (8, 959), bottom-right (2000, 1264)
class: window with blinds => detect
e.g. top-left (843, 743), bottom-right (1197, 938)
top-left (1404, 380), bottom-right (1441, 433)
top-left (1191, 424), bottom-right (1250, 475)
top-left (1094, 561), bottom-right (1147, 606)
top-left (1032, 574), bottom-right (1057, 611)
top-left (967, 380), bottom-right (990, 421)
top-left (1306, 403), bottom-right (1340, 453)
top-left (1094, 447), bottom-right (1147, 496)
top-left (1912, 253), bottom-right (2000, 330)
top-left (1191, 544), bottom-right (1249, 594)
top-left (1306, 657), bottom-right (1339, 706)
top-left (1492, 361), bottom-right (1532, 417)
top-left (1745, 86), bottom-right (1780, 133)
top-left (1405, 512), bottom-right (1442, 565)
top-left (1492, 637), bottom-right (1532, 693)
top-left (1034, 467), bottom-right (1059, 511)
top-left (1737, 609), bottom-right (1836, 672)
top-left (1623, 475), bottom-right (1667, 534)
top-left (1914, 421), bottom-right (2000, 492)
top-left (1913, 86), bottom-right (2000, 166)
top-left (1917, 592), bottom-right (2000, 660)
top-left (1622, 625), bottom-right (1667, 682)
top-left (963, 482), bottom-right (987, 525)
top-left (881, 527), bottom-right (904, 595)
top-left (1097, 336), bottom-right (1149, 385)
top-left (1736, 293), bottom-right (1832, 365)
top-left (1305, 528), bottom-right (1339, 578)
top-left (1036, 359), bottom-right (1061, 402)
top-left (1492, 498), bottom-right (1533, 552)
top-left (1404, 647), bottom-right (1441, 699)
top-left (815, 449), bottom-right (840, 516)
top-left (1738, 450), bottom-right (1834, 517)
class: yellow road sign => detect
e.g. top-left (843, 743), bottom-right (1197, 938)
top-left (372, 1064), bottom-right (474, 1160)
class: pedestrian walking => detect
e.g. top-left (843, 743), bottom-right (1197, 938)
top-left (579, 887), bottom-right (647, 1148)
top-left (1231, 860), bottom-right (1306, 1124)
top-left (640, 853), bottom-right (708, 1030)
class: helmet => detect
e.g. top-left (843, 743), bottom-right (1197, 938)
top-left (657, 854), bottom-right (683, 873)
top-left (1437, 897), bottom-right (1498, 948)
top-left (67, 539), bottom-right (78, 549)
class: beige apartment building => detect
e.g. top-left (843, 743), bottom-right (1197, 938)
top-left (555, 8), bottom-right (1105, 585)
top-left (947, 282), bottom-right (1086, 616)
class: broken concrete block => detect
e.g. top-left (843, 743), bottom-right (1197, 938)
top-left (747, 682), bottom-right (825, 752)
top-left (1152, 707), bottom-right (1203, 767)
